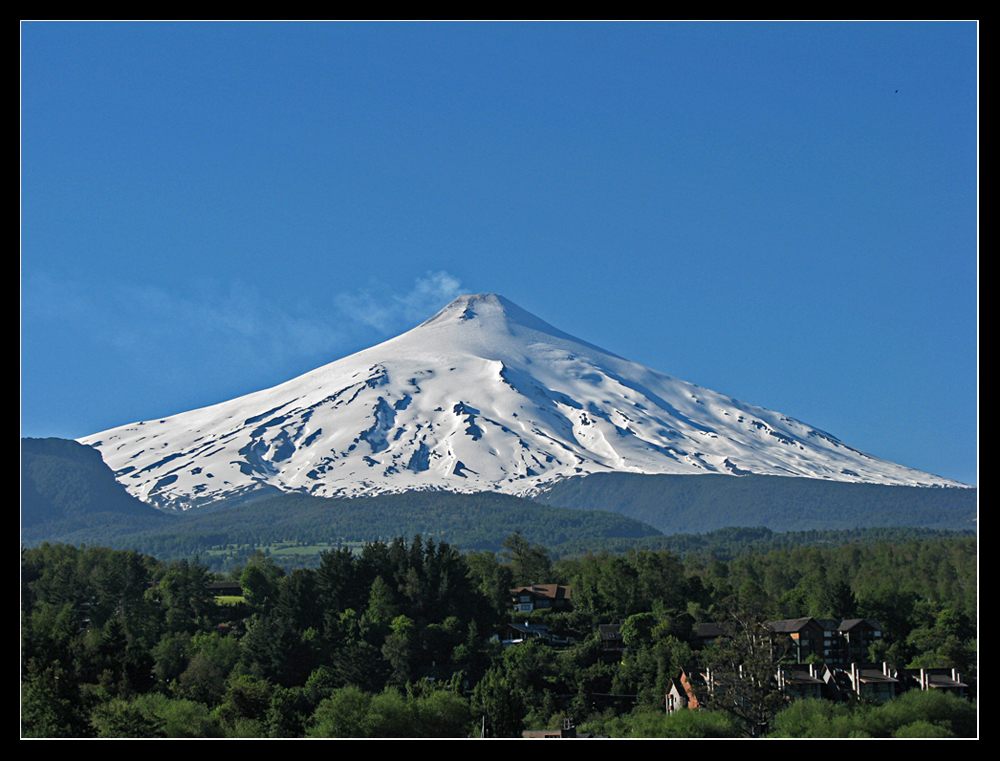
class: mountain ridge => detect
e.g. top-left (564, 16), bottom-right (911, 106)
top-left (79, 293), bottom-right (967, 511)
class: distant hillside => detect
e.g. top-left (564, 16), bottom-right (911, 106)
top-left (534, 472), bottom-right (977, 535)
top-left (23, 489), bottom-right (663, 568)
top-left (168, 490), bottom-right (661, 549)
top-left (20, 439), bottom-right (662, 561)
top-left (21, 437), bottom-right (169, 541)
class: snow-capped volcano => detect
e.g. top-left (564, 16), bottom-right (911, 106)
top-left (79, 294), bottom-right (963, 511)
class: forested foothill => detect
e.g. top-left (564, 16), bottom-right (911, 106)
top-left (21, 527), bottom-right (976, 738)
top-left (20, 438), bottom-right (977, 577)
top-left (535, 472), bottom-right (978, 535)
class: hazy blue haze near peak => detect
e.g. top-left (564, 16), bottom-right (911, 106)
top-left (21, 22), bottom-right (977, 486)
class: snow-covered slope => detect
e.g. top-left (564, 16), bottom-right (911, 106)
top-left (79, 294), bottom-right (964, 511)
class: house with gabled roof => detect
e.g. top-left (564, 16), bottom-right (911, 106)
top-left (499, 621), bottom-right (574, 648)
top-left (509, 584), bottom-right (571, 613)
top-left (665, 678), bottom-right (689, 714)
top-left (598, 623), bottom-right (625, 652)
top-left (837, 618), bottom-right (884, 663)
top-left (696, 616), bottom-right (885, 666)
top-left (769, 618), bottom-right (825, 663)
top-left (670, 667), bottom-right (707, 711)
top-left (812, 617), bottom-right (884, 664)
top-left (500, 621), bottom-right (552, 646)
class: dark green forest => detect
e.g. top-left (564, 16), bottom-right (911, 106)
top-left (21, 530), bottom-right (976, 738)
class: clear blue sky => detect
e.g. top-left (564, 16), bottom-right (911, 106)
top-left (21, 21), bottom-right (978, 486)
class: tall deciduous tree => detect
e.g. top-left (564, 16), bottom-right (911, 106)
top-left (473, 666), bottom-right (526, 738)
top-left (698, 596), bottom-right (789, 737)
top-left (502, 531), bottom-right (552, 586)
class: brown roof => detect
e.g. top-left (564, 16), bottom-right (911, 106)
top-left (510, 584), bottom-right (571, 600)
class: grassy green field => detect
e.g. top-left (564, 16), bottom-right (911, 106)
top-left (197, 540), bottom-right (371, 573)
